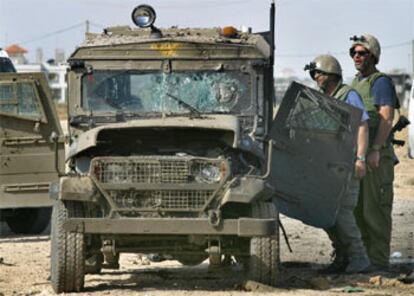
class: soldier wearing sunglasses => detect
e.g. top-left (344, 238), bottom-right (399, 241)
top-left (349, 34), bottom-right (400, 272)
top-left (304, 55), bottom-right (370, 274)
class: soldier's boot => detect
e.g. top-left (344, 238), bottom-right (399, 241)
top-left (318, 250), bottom-right (348, 274)
top-left (345, 254), bottom-right (370, 274)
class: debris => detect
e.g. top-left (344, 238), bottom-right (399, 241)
top-left (398, 271), bottom-right (414, 284)
top-left (381, 279), bottom-right (402, 287)
top-left (24, 290), bottom-right (41, 296)
top-left (369, 275), bottom-right (382, 286)
top-left (309, 277), bottom-right (330, 290)
top-left (341, 286), bottom-right (364, 293)
top-left (133, 254), bottom-right (150, 266)
top-left (369, 276), bottom-right (404, 287)
top-left (0, 257), bottom-right (14, 266)
top-left (243, 280), bottom-right (276, 292)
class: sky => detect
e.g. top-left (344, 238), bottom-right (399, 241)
top-left (0, 0), bottom-right (413, 80)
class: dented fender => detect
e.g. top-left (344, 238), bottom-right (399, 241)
top-left (221, 177), bottom-right (274, 205)
top-left (50, 176), bottom-right (98, 202)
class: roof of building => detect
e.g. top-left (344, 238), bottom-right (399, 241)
top-left (5, 44), bottom-right (28, 55)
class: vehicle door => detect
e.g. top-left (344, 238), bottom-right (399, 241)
top-left (408, 80), bottom-right (414, 159)
top-left (269, 81), bottom-right (361, 228)
top-left (0, 73), bottom-right (64, 208)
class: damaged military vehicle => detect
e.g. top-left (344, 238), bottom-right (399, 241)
top-left (50, 4), bottom-right (362, 292)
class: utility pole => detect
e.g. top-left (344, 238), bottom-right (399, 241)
top-left (412, 39), bottom-right (414, 78)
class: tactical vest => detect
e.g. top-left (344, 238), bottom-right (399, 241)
top-left (331, 83), bottom-right (353, 101)
top-left (351, 72), bottom-right (386, 130)
top-left (351, 72), bottom-right (397, 145)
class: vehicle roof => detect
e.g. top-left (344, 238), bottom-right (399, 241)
top-left (69, 26), bottom-right (271, 60)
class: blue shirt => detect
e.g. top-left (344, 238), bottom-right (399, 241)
top-left (345, 90), bottom-right (369, 122)
top-left (372, 76), bottom-right (399, 108)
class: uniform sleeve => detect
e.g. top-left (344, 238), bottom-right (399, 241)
top-left (345, 90), bottom-right (369, 122)
top-left (371, 76), bottom-right (398, 108)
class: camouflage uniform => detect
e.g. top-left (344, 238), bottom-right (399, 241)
top-left (351, 72), bottom-right (396, 267)
top-left (325, 83), bottom-right (370, 273)
top-left (305, 55), bottom-right (370, 273)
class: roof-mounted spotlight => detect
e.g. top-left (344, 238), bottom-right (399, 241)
top-left (131, 4), bottom-right (162, 38)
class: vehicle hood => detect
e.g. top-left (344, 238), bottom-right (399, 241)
top-left (67, 115), bottom-right (240, 160)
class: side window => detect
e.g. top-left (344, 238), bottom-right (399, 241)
top-left (0, 81), bottom-right (43, 119)
top-left (0, 83), bottom-right (16, 113)
top-left (285, 87), bottom-right (350, 133)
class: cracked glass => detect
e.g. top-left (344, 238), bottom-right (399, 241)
top-left (81, 71), bottom-right (250, 114)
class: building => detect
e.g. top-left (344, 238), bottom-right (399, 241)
top-left (5, 44), bottom-right (28, 65)
top-left (5, 44), bottom-right (68, 103)
top-left (15, 62), bottom-right (68, 103)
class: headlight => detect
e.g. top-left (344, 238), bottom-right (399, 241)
top-left (192, 161), bottom-right (227, 184)
top-left (198, 165), bottom-right (221, 183)
top-left (75, 156), bottom-right (91, 174)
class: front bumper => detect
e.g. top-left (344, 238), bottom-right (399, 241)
top-left (63, 217), bottom-right (276, 237)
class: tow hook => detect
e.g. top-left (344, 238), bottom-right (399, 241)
top-left (208, 210), bottom-right (221, 227)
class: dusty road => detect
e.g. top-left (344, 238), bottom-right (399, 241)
top-left (0, 122), bottom-right (412, 296)
top-left (0, 195), bottom-right (412, 296)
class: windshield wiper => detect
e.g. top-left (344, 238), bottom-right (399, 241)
top-left (165, 93), bottom-right (201, 118)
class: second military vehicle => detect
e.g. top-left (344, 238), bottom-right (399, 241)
top-left (50, 3), bottom-right (362, 292)
top-left (0, 48), bottom-right (64, 234)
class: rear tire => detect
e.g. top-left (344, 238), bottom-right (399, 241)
top-left (249, 201), bottom-right (279, 286)
top-left (50, 200), bottom-right (85, 293)
top-left (5, 207), bottom-right (51, 234)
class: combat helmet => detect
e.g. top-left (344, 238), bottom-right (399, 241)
top-left (349, 34), bottom-right (381, 64)
top-left (304, 54), bottom-right (342, 80)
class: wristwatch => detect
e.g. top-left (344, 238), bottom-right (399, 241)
top-left (371, 144), bottom-right (381, 151)
top-left (356, 155), bottom-right (366, 162)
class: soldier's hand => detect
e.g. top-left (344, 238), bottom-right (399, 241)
top-left (367, 150), bottom-right (380, 169)
top-left (355, 159), bottom-right (367, 179)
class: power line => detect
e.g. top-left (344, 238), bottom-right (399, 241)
top-left (18, 22), bottom-right (86, 45)
top-left (89, 22), bottom-right (105, 29)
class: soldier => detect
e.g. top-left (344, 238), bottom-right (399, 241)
top-left (304, 54), bottom-right (371, 273)
top-left (349, 34), bottom-right (399, 271)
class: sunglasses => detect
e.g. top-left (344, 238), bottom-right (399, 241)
top-left (310, 69), bottom-right (327, 80)
top-left (350, 49), bottom-right (369, 58)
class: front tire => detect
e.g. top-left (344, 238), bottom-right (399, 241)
top-left (50, 200), bottom-right (85, 293)
top-left (249, 201), bottom-right (279, 286)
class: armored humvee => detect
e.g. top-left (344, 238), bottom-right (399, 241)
top-left (50, 4), bottom-right (362, 292)
top-left (0, 50), bottom-right (64, 234)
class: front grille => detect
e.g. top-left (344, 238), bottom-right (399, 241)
top-left (93, 158), bottom-right (189, 183)
top-left (91, 156), bottom-right (224, 184)
top-left (91, 156), bottom-right (226, 213)
top-left (110, 190), bottom-right (212, 211)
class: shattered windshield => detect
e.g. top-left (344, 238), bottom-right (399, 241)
top-left (81, 71), bottom-right (250, 115)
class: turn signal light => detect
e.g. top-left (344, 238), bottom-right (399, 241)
top-left (222, 26), bottom-right (238, 38)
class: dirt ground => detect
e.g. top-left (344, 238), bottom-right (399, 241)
top-left (0, 117), bottom-right (413, 296)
